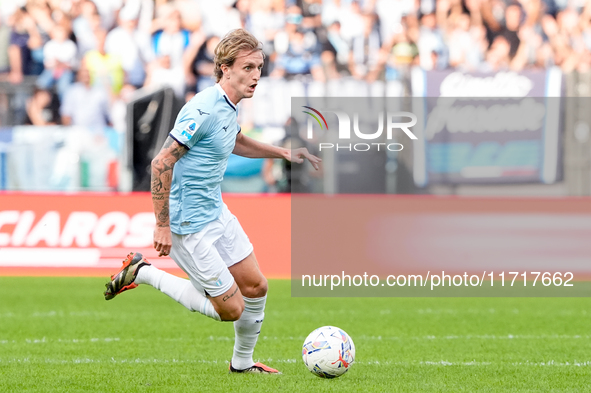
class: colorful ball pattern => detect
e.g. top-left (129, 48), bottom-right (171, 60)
top-left (302, 326), bottom-right (355, 378)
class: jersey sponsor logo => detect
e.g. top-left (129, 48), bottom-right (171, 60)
top-left (180, 122), bottom-right (199, 139)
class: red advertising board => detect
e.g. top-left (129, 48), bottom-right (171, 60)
top-left (0, 193), bottom-right (291, 278)
top-left (292, 195), bottom-right (591, 280)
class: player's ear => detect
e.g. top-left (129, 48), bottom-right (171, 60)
top-left (221, 64), bottom-right (230, 79)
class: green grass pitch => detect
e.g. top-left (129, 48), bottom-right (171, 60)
top-left (1, 277), bottom-right (590, 392)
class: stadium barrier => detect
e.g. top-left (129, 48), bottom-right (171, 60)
top-left (0, 126), bottom-right (125, 192)
top-left (0, 193), bottom-right (290, 278)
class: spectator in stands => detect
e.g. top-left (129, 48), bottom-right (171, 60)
top-left (272, 11), bottom-right (324, 82)
top-left (36, 24), bottom-right (77, 99)
top-left (123, 0), bottom-right (154, 34)
top-left (417, 13), bottom-right (447, 71)
top-left (336, 0), bottom-right (364, 45)
top-left (502, 3), bottom-right (523, 58)
top-left (541, 11), bottom-right (580, 71)
top-left (480, 0), bottom-right (527, 58)
top-left (24, 88), bottom-right (60, 126)
top-left (71, 0), bottom-right (102, 58)
top-left (93, 0), bottom-right (123, 31)
top-left (583, 3), bottom-right (591, 50)
top-left (184, 34), bottom-right (220, 94)
top-left (273, 28), bottom-right (324, 80)
top-left (245, 0), bottom-right (285, 77)
top-left (25, 1), bottom-right (54, 42)
top-left (0, 16), bottom-right (10, 75)
top-left (348, 12), bottom-right (381, 79)
top-left (447, 13), bottom-right (484, 71)
top-left (104, 7), bottom-right (153, 88)
top-left (61, 60), bottom-right (111, 128)
top-left (510, 25), bottom-right (544, 70)
top-left (84, 27), bottom-right (124, 96)
top-left (198, 0), bottom-right (241, 38)
top-left (555, 7), bottom-right (588, 72)
top-left (481, 35), bottom-right (512, 71)
top-left (151, 7), bottom-right (190, 70)
top-left (579, 3), bottom-right (591, 72)
top-left (369, 15), bottom-right (418, 81)
top-left (182, 29), bottom-right (206, 94)
top-left (2, 0), bottom-right (591, 132)
top-left (8, 7), bottom-right (44, 84)
top-left (144, 6), bottom-right (189, 97)
top-left (321, 21), bottom-right (349, 77)
top-left (299, 0), bottom-right (323, 30)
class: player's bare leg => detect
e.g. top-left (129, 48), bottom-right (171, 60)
top-left (131, 258), bottom-right (222, 321)
top-left (229, 251), bottom-right (268, 298)
top-left (108, 252), bottom-right (246, 322)
top-left (225, 252), bottom-right (280, 374)
top-left (208, 282), bottom-right (244, 321)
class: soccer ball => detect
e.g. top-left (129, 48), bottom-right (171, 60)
top-left (302, 326), bottom-right (355, 378)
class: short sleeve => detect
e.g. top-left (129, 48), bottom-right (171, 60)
top-left (169, 105), bottom-right (211, 149)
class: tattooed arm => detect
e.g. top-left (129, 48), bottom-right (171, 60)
top-left (151, 136), bottom-right (188, 256)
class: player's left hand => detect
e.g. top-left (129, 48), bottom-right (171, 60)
top-left (289, 148), bottom-right (322, 170)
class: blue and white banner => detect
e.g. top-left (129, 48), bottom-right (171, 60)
top-left (411, 68), bottom-right (563, 186)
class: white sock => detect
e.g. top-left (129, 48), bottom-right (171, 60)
top-left (231, 295), bottom-right (266, 370)
top-left (136, 265), bottom-right (220, 321)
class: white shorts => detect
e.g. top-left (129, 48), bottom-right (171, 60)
top-left (169, 204), bottom-right (253, 298)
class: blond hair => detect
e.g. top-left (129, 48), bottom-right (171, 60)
top-left (214, 29), bottom-right (264, 82)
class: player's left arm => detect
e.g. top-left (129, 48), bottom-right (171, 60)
top-left (233, 132), bottom-right (321, 170)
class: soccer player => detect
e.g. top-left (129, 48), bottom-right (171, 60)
top-left (104, 29), bottom-right (321, 374)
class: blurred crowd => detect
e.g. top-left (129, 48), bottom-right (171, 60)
top-left (0, 0), bottom-right (590, 129)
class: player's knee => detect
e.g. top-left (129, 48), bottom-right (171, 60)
top-left (243, 276), bottom-right (268, 298)
top-left (220, 302), bottom-right (244, 321)
top-left (256, 277), bottom-right (269, 297)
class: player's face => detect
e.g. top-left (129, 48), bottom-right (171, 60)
top-left (226, 50), bottom-right (264, 102)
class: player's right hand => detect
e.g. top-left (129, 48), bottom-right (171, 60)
top-left (290, 148), bottom-right (322, 171)
top-left (153, 226), bottom-right (172, 257)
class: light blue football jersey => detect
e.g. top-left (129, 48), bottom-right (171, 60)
top-left (168, 84), bottom-right (241, 235)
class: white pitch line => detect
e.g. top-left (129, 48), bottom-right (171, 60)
top-left (0, 338), bottom-right (121, 345)
top-left (2, 335), bottom-right (590, 345)
top-left (1, 311), bottom-right (113, 318)
top-left (214, 334), bottom-right (591, 341)
top-left (511, 361), bottom-right (591, 367)
top-left (0, 358), bottom-right (589, 367)
top-left (420, 361), bottom-right (492, 366)
top-left (4, 309), bottom-right (589, 318)
top-left (353, 334), bottom-right (591, 340)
